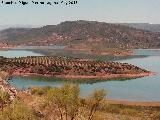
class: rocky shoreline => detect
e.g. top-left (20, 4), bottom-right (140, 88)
top-left (0, 72), bottom-right (17, 102)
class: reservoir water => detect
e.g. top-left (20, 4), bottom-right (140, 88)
top-left (1, 49), bottom-right (160, 102)
top-left (0, 50), bottom-right (43, 58)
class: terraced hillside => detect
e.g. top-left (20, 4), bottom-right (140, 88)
top-left (0, 56), bottom-right (151, 79)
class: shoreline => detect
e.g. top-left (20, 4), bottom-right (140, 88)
top-left (11, 71), bottom-right (155, 80)
top-left (0, 72), bottom-right (18, 102)
top-left (64, 47), bottom-right (133, 56)
top-left (107, 99), bottom-right (160, 107)
top-left (57, 72), bottom-right (155, 79)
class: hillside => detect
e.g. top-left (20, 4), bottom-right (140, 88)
top-left (0, 20), bottom-right (160, 49)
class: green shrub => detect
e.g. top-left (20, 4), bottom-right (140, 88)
top-left (0, 100), bottom-right (39, 120)
top-left (0, 90), bottom-right (10, 104)
top-left (30, 86), bottom-right (52, 96)
top-left (120, 108), bottom-right (138, 116)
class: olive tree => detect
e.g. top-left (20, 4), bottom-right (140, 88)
top-left (88, 89), bottom-right (107, 120)
top-left (46, 83), bottom-right (80, 120)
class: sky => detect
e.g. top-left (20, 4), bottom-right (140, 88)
top-left (0, 0), bottom-right (160, 26)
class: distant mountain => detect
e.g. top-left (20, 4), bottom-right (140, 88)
top-left (0, 26), bottom-right (10, 31)
top-left (119, 23), bottom-right (160, 33)
top-left (0, 25), bottom-right (40, 31)
top-left (0, 20), bottom-right (160, 49)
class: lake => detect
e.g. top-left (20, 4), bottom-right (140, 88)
top-left (1, 49), bottom-right (160, 102)
top-left (0, 50), bottom-right (44, 58)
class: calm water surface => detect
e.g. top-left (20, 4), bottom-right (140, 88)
top-left (0, 50), bottom-right (43, 58)
top-left (1, 49), bottom-right (160, 102)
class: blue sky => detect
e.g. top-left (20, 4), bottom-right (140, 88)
top-left (0, 0), bottom-right (160, 25)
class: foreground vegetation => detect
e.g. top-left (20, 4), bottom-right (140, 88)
top-left (0, 84), bottom-right (160, 120)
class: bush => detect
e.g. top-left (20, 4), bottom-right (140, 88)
top-left (0, 90), bottom-right (10, 103)
top-left (120, 108), bottom-right (138, 116)
top-left (0, 90), bottom-right (10, 111)
top-left (0, 100), bottom-right (39, 120)
top-left (30, 86), bottom-right (52, 96)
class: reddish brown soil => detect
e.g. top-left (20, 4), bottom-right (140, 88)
top-left (58, 72), bottom-right (154, 79)
top-left (11, 71), bottom-right (154, 80)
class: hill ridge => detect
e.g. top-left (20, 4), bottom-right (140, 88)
top-left (0, 20), bottom-right (160, 49)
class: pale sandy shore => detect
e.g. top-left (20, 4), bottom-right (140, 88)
top-left (58, 72), bottom-right (154, 79)
top-left (107, 100), bottom-right (160, 107)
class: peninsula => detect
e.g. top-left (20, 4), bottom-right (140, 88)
top-left (0, 56), bottom-right (152, 80)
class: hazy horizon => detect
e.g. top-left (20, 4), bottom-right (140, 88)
top-left (0, 21), bottom-right (160, 28)
top-left (0, 0), bottom-right (160, 25)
